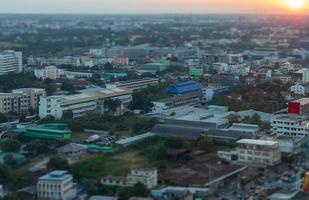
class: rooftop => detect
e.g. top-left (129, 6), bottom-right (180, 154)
top-left (39, 170), bottom-right (72, 181)
top-left (237, 139), bottom-right (278, 146)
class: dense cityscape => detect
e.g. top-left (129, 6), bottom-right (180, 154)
top-left (0, 12), bottom-right (309, 200)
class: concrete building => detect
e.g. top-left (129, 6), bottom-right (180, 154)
top-left (113, 55), bottom-right (129, 65)
top-left (152, 91), bottom-right (203, 112)
top-left (39, 87), bottom-right (132, 119)
top-left (37, 170), bottom-right (76, 200)
top-left (237, 139), bottom-right (281, 167)
top-left (302, 68), bottom-right (309, 83)
top-left (127, 168), bottom-right (158, 189)
top-left (290, 83), bottom-right (309, 95)
top-left (106, 78), bottom-right (159, 92)
top-left (12, 88), bottom-right (46, 110)
top-left (34, 66), bottom-right (63, 80)
top-left (271, 115), bottom-right (309, 137)
top-left (0, 88), bottom-right (46, 114)
top-left (227, 123), bottom-right (260, 135)
top-left (271, 136), bottom-right (304, 155)
top-left (101, 168), bottom-right (158, 189)
top-left (0, 50), bottom-right (22, 75)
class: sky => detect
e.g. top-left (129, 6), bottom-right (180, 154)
top-left (0, 0), bottom-right (308, 14)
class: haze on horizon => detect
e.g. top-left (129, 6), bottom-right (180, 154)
top-left (0, 0), bottom-right (309, 14)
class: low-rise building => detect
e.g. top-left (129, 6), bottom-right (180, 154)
top-left (152, 91), bottom-right (203, 112)
top-left (271, 114), bottom-right (309, 137)
top-left (101, 168), bottom-right (158, 189)
top-left (37, 170), bottom-right (76, 200)
top-left (107, 78), bottom-right (159, 92)
top-left (237, 139), bottom-right (281, 167)
top-left (168, 81), bottom-right (203, 95)
top-left (227, 123), bottom-right (261, 135)
top-left (39, 87), bottom-right (132, 119)
top-left (24, 123), bottom-right (72, 140)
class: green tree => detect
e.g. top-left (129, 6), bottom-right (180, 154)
top-left (3, 154), bottom-right (16, 166)
top-left (0, 113), bottom-right (8, 123)
top-left (47, 156), bottom-right (69, 170)
top-left (62, 110), bottom-right (73, 119)
top-left (61, 82), bottom-right (76, 92)
top-left (1, 139), bottom-right (21, 152)
top-left (130, 182), bottom-right (148, 197)
top-left (25, 142), bottom-right (51, 156)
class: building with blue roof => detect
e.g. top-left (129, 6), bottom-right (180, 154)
top-left (37, 170), bottom-right (76, 200)
top-left (169, 81), bottom-right (203, 95)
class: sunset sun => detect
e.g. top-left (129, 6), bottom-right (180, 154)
top-left (284, 0), bottom-right (304, 9)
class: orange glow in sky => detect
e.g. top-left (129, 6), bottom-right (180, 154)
top-left (1, 0), bottom-right (309, 14)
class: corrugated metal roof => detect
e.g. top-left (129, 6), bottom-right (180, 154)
top-left (169, 81), bottom-right (202, 94)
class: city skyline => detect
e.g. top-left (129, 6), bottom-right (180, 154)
top-left (1, 0), bottom-right (309, 14)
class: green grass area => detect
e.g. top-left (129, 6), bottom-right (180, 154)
top-left (71, 132), bottom-right (94, 141)
top-left (70, 137), bottom-right (184, 178)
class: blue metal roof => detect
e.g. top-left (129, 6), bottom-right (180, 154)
top-left (169, 81), bottom-right (202, 94)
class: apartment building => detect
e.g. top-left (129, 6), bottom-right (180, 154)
top-left (0, 50), bottom-right (22, 75)
top-left (0, 88), bottom-right (46, 114)
top-left (39, 87), bottom-right (132, 119)
top-left (37, 170), bottom-right (76, 200)
top-left (12, 88), bottom-right (46, 110)
top-left (237, 139), bottom-right (281, 167)
top-left (34, 66), bottom-right (63, 80)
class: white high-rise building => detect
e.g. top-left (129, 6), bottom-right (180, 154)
top-left (0, 50), bottom-right (22, 75)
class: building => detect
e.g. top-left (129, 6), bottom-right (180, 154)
top-left (237, 139), bottom-right (281, 167)
top-left (169, 81), bottom-right (203, 95)
top-left (273, 136), bottom-right (304, 155)
top-left (227, 123), bottom-right (261, 135)
top-left (12, 88), bottom-right (46, 110)
top-left (101, 168), bottom-right (158, 189)
top-left (287, 98), bottom-right (309, 115)
top-left (34, 66), bottom-right (63, 80)
top-left (57, 143), bottom-right (87, 159)
top-left (0, 88), bottom-right (46, 114)
top-left (271, 114), bottom-right (309, 137)
top-left (127, 168), bottom-right (158, 189)
top-left (203, 85), bottom-right (229, 102)
top-left (0, 185), bottom-right (6, 198)
top-left (24, 123), bottom-right (72, 140)
top-left (290, 83), bottom-right (309, 95)
top-left (39, 87), bottom-right (132, 119)
top-left (189, 66), bottom-right (204, 77)
top-left (101, 72), bottom-right (128, 79)
top-left (302, 68), bottom-right (309, 83)
top-left (151, 186), bottom-right (209, 200)
top-left (113, 55), bottom-right (129, 65)
top-left (152, 91), bottom-right (203, 112)
top-left (138, 62), bottom-right (168, 74)
top-left (0, 50), bottom-right (22, 75)
top-left (106, 78), bottom-right (159, 92)
top-left (37, 170), bottom-right (76, 200)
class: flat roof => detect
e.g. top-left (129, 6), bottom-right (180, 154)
top-left (237, 139), bottom-right (278, 146)
top-left (39, 170), bottom-right (72, 181)
top-left (290, 98), bottom-right (309, 106)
